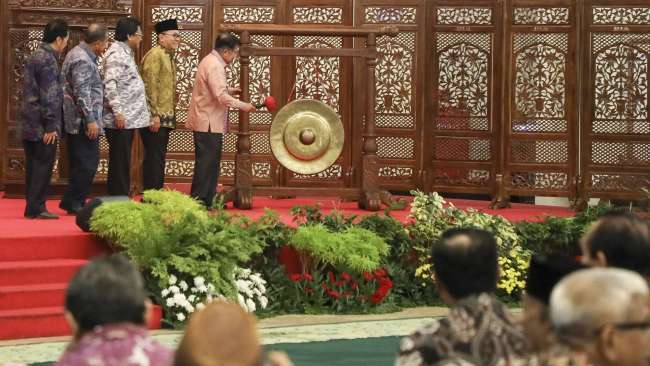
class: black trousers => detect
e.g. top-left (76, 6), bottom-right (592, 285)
top-left (105, 128), bottom-right (134, 196)
top-left (140, 127), bottom-right (171, 191)
top-left (61, 132), bottom-right (100, 209)
top-left (23, 139), bottom-right (56, 216)
top-left (190, 131), bottom-right (223, 207)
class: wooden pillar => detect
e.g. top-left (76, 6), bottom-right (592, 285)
top-left (0, 0), bottom-right (7, 190)
top-left (359, 32), bottom-right (380, 211)
top-left (234, 30), bottom-right (253, 208)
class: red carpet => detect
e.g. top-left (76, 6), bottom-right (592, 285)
top-left (0, 189), bottom-right (573, 340)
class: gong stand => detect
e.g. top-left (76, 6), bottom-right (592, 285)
top-left (220, 24), bottom-right (404, 211)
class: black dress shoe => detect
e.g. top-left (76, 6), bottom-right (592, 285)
top-left (59, 202), bottom-right (81, 215)
top-left (25, 211), bottom-right (59, 219)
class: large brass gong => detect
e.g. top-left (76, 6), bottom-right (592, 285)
top-left (270, 99), bottom-right (344, 175)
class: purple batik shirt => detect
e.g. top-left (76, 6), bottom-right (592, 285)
top-left (55, 323), bottom-right (173, 366)
top-left (20, 43), bottom-right (64, 142)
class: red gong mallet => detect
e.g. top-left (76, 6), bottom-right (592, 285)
top-left (255, 96), bottom-right (278, 112)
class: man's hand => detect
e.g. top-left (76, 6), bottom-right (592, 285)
top-left (43, 131), bottom-right (58, 145)
top-left (86, 122), bottom-right (99, 140)
top-left (115, 113), bottom-right (126, 129)
top-left (242, 103), bottom-right (256, 113)
top-left (149, 116), bottom-right (161, 132)
top-left (228, 87), bottom-right (242, 95)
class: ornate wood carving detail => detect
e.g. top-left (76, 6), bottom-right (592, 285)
top-left (592, 7), bottom-right (650, 25)
top-left (16, 0), bottom-right (127, 10)
top-left (591, 141), bottom-right (650, 166)
top-left (376, 32), bottom-right (414, 116)
top-left (591, 174), bottom-right (650, 192)
top-left (377, 137), bottom-right (415, 159)
top-left (433, 168), bottom-right (490, 187)
top-left (152, 6), bottom-right (203, 23)
top-left (511, 172), bottom-right (568, 190)
top-left (364, 7), bottom-right (417, 24)
top-left (295, 37), bottom-right (342, 111)
top-left (223, 7), bottom-right (275, 23)
top-left (293, 165), bottom-right (343, 180)
top-left (171, 30), bottom-right (202, 126)
top-left (165, 160), bottom-right (194, 177)
top-left (436, 7), bottom-right (492, 25)
top-left (379, 166), bottom-right (413, 178)
top-left (252, 162), bottom-right (271, 179)
top-left (513, 7), bottom-right (570, 25)
top-left (292, 7), bottom-right (343, 24)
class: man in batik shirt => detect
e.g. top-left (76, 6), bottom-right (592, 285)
top-left (396, 228), bottom-right (529, 366)
top-left (140, 18), bottom-right (180, 191)
top-left (59, 24), bottom-right (108, 214)
top-left (56, 254), bottom-right (173, 366)
top-left (102, 17), bottom-right (150, 196)
top-left (20, 19), bottom-right (69, 219)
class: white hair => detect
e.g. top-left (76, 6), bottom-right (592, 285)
top-left (550, 267), bottom-right (648, 342)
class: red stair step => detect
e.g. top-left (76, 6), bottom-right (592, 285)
top-left (0, 305), bottom-right (163, 340)
top-left (0, 283), bottom-right (67, 311)
top-left (0, 307), bottom-right (71, 339)
top-left (0, 259), bottom-right (88, 286)
top-left (0, 234), bottom-right (109, 261)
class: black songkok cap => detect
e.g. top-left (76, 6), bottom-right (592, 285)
top-left (155, 19), bottom-right (179, 35)
top-left (526, 254), bottom-right (586, 305)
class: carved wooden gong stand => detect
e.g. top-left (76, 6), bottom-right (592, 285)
top-left (219, 24), bottom-right (404, 211)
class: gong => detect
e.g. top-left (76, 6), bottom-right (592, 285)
top-left (270, 99), bottom-right (344, 175)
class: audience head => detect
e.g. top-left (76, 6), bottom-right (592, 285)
top-left (214, 32), bottom-right (240, 64)
top-left (523, 254), bottom-right (585, 351)
top-left (580, 210), bottom-right (650, 277)
top-left (431, 227), bottom-right (498, 304)
top-left (64, 254), bottom-right (150, 336)
top-left (43, 19), bottom-right (69, 52)
top-left (174, 300), bottom-right (261, 366)
top-left (83, 23), bottom-right (109, 56)
top-left (115, 17), bottom-right (143, 49)
top-left (550, 267), bottom-right (650, 366)
top-left (155, 18), bottom-right (181, 50)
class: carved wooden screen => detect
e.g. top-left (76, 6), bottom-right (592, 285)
top-left (216, 0), bottom-right (282, 187)
top-left (581, 0), bottom-right (650, 200)
top-left (424, 0), bottom-right (502, 195)
top-left (3, 0), bottom-right (132, 192)
top-left (355, 0), bottom-right (425, 191)
top-left (141, 0), bottom-right (212, 183)
top-left (503, 0), bottom-right (578, 201)
top-left (283, 0), bottom-right (353, 188)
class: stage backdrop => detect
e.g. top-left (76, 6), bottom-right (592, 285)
top-left (1, 0), bottom-right (649, 206)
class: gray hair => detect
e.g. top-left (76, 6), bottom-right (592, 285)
top-left (84, 23), bottom-right (108, 44)
top-left (550, 267), bottom-right (648, 345)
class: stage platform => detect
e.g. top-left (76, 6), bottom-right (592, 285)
top-left (0, 189), bottom-right (574, 340)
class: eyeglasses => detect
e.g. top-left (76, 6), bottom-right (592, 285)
top-left (163, 32), bottom-right (181, 39)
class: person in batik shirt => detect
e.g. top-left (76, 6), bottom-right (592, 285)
top-left (56, 254), bottom-right (172, 366)
top-left (395, 228), bottom-right (529, 366)
top-left (20, 19), bottom-right (69, 219)
top-left (59, 24), bottom-right (108, 214)
top-left (102, 17), bottom-right (150, 196)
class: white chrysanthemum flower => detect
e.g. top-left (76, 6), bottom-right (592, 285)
top-left (173, 293), bottom-right (186, 305)
top-left (194, 276), bottom-right (206, 287)
top-left (169, 275), bottom-right (177, 285)
top-left (179, 281), bottom-right (189, 291)
top-left (188, 295), bottom-right (196, 303)
top-left (196, 302), bottom-right (206, 311)
top-left (245, 298), bottom-right (256, 313)
top-left (235, 279), bottom-right (249, 292)
top-left (185, 304), bottom-right (195, 313)
top-left (166, 298), bottom-right (174, 307)
top-left (190, 287), bottom-right (198, 293)
top-left (197, 285), bottom-right (208, 293)
top-left (169, 285), bottom-right (180, 294)
top-left (259, 296), bottom-right (268, 309)
top-left (176, 313), bottom-right (185, 321)
top-left (161, 289), bottom-right (170, 297)
top-left (253, 288), bottom-right (261, 297)
top-left (237, 294), bottom-right (246, 308)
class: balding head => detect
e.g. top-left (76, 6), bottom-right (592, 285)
top-left (551, 267), bottom-right (649, 345)
top-left (84, 23), bottom-right (108, 45)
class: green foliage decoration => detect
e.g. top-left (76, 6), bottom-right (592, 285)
top-left (289, 224), bottom-right (389, 274)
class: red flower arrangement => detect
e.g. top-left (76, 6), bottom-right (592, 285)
top-left (289, 268), bottom-right (393, 311)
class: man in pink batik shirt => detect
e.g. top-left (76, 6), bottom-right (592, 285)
top-left (186, 32), bottom-right (255, 209)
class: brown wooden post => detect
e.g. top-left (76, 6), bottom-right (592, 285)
top-left (0, 0), bottom-right (8, 190)
top-left (360, 32), bottom-right (380, 211)
top-left (234, 30), bottom-right (253, 208)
